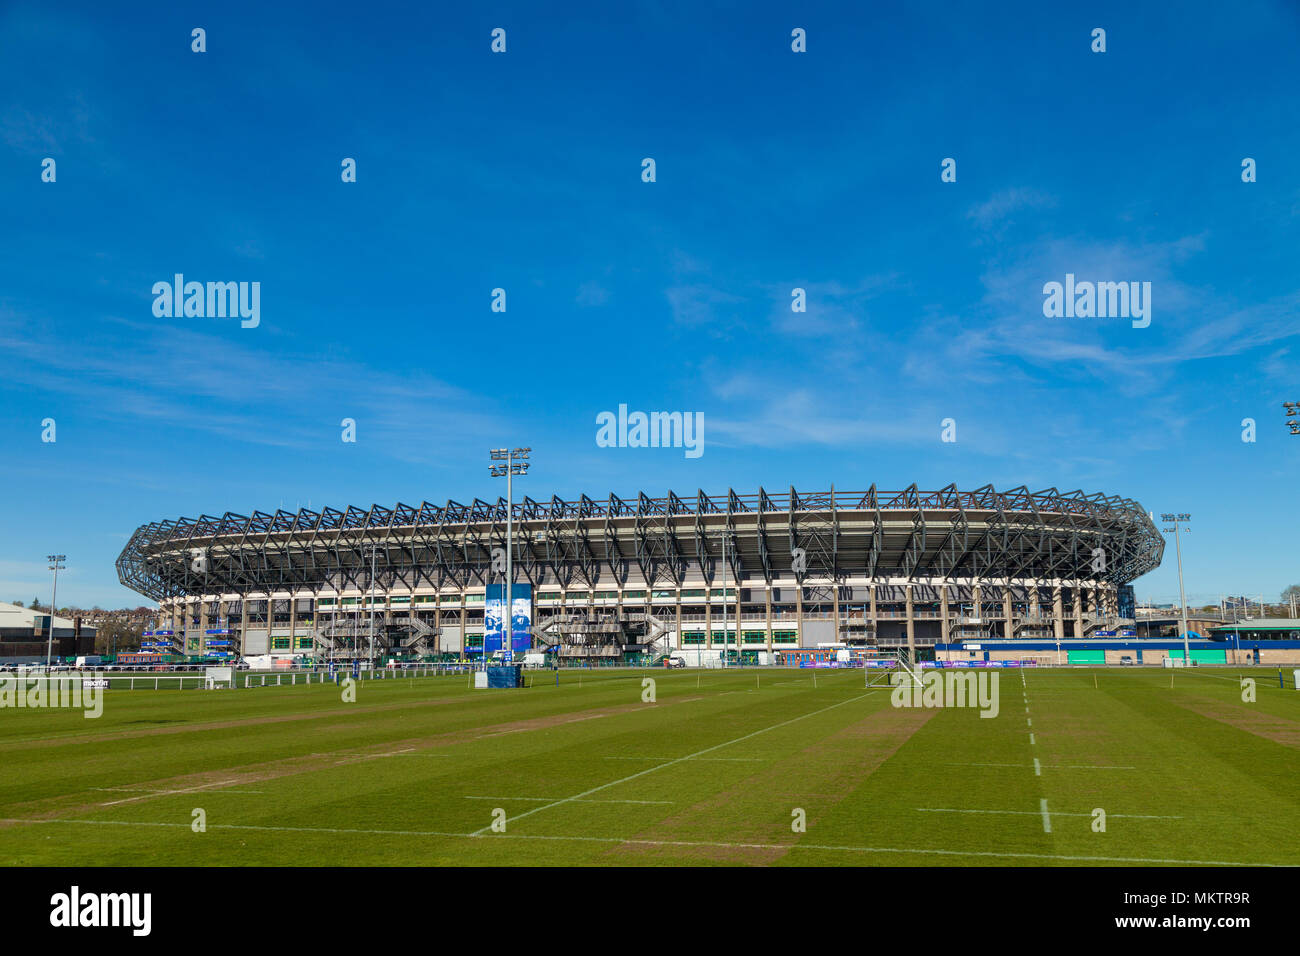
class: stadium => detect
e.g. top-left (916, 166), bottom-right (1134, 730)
top-left (115, 483), bottom-right (1164, 665)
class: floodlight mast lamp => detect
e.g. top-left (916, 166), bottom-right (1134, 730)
top-left (489, 448), bottom-right (530, 664)
top-left (1160, 514), bottom-right (1192, 666)
top-left (45, 554), bottom-right (66, 667)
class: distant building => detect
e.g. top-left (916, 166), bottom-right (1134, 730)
top-left (0, 601), bottom-right (96, 661)
top-left (1209, 618), bottom-right (1300, 642)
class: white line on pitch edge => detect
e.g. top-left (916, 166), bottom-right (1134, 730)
top-left (602, 756), bottom-right (764, 762)
top-left (1033, 758), bottom-right (1041, 776)
top-left (100, 779), bottom-right (245, 807)
top-left (1040, 799), bottom-right (1052, 833)
top-left (4, 819), bottom-right (1255, 865)
top-left (462, 796), bottom-right (673, 805)
top-left (471, 691), bottom-right (875, 835)
top-left (92, 786), bottom-right (265, 795)
top-left (914, 808), bottom-right (1182, 819)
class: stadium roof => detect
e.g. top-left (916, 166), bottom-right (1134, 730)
top-left (118, 483), bottom-right (1164, 601)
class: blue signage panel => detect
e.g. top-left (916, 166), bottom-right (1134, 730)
top-left (484, 583), bottom-right (532, 654)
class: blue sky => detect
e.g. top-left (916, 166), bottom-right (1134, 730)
top-left (1, 0), bottom-right (1297, 609)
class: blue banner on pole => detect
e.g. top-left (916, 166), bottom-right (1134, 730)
top-left (485, 583), bottom-right (532, 654)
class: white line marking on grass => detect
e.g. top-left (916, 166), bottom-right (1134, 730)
top-left (463, 796), bottom-right (673, 805)
top-left (915, 808), bottom-right (1182, 819)
top-left (5, 819), bottom-right (1262, 866)
top-left (100, 779), bottom-right (244, 807)
top-left (471, 691), bottom-right (875, 836)
top-left (1029, 733), bottom-right (1035, 745)
top-left (942, 762), bottom-right (1137, 770)
top-left (310, 751), bottom-right (449, 758)
top-left (1054, 764), bottom-right (1137, 770)
top-left (1040, 798), bottom-right (1052, 833)
top-left (1026, 717), bottom-right (1032, 727)
top-left (1033, 758), bottom-right (1041, 776)
top-left (602, 756), bottom-right (764, 762)
top-left (91, 786), bottom-right (265, 795)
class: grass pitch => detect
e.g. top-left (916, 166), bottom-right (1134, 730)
top-left (2, 667), bottom-right (1297, 866)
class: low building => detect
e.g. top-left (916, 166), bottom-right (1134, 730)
top-left (0, 602), bottom-right (96, 662)
top-left (936, 634), bottom-right (1300, 666)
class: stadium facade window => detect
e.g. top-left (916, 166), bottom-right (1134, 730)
top-left (465, 594), bottom-right (484, 604)
top-left (652, 590), bottom-right (675, 599)
top-left (317, 598), bottom-right (335, 607)
top-left (414, 596), bottom-right (437, 604)
top-left (681, 589), bottom-right (706, 598)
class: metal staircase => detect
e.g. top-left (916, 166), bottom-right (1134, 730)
top-left (535, 610), bottom-right (669, 661)
top-left (313, 614), bottom-right (439, 660)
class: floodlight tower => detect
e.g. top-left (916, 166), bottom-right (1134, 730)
top-left (1160, 514), bottom-right (1192, 666)
top-left (365, 543), bottom-right (381, 662)
top-left (706, 531), bottom-right (732, 667)
top-left (489, 448), bottom-right (530, 663)
top-left (44, 554), bottom-right (66, 667)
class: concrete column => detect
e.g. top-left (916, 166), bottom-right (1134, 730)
top-left (972, 582), bottom-right (982, 624)
top-left (734, 581), bottom-right (742, 657)
top-left (1052, 586), bottom-right (1065, 641)
top-left (1003, 586), bottom-right (1014, 639)
top-left (704, 586), bottom-right (713, 650)
top-left (940, 584), bottom-right (950, 643)
top-left (199, 601), bottom-right (210, 657)
top-left (869, 583), bottom-right (877, 633)
top-left (764, 583), bottom-right (772, 656)
top-left (796, 583), bottom-right (804, 647)
top-left (832, 583), bottom-right (841, 645)
top-left (905, 584), bottom-right (916, 666)
top-left (1074, 584), bottom-right (1085, 638)
top-left (674, 592), bottom-right (681, 652)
